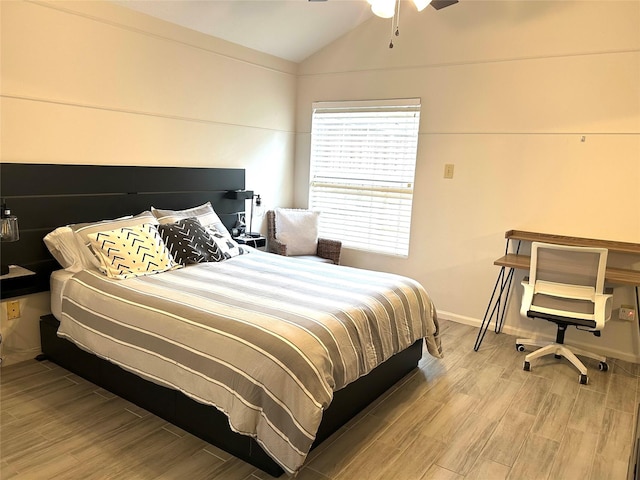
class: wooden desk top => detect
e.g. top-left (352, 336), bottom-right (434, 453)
top-left (495, 254), bottom-right (640, 286)
top-left (506, 230), bottom-right (640, 255)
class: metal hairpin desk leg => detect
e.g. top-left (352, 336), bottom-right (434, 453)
top-left (473, 267), bottom-right (515, 351)
top-left (473, 239), bottom-right (520, 351)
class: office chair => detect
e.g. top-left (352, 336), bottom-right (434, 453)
top-left (516, 242), bottom-right (612, 384)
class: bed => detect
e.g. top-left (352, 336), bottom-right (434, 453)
top-left (1, 163), bottom-right (442, 476)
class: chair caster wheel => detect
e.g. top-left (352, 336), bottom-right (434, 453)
top-left (579, 374), bottom-right (588, 385)
top-left (516, 344), bottom-right (525, 352)
top-left (598, 361), bottom-right (608, 372)
top-left (523, 361), bottom-right (531, 372)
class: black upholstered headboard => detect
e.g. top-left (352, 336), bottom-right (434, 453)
top-left (0, 163), bottom-right (246, 296)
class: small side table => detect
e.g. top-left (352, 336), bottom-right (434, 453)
top-left (0, 265), bottom-right (42, 300)
top-left (234, 235), bottom-right (266, 250)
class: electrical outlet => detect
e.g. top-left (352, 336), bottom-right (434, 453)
top-left (619, 305), bottom-right (636, 322)
top-left (444, 164), bottom-right (454, 179)
top-left (7, 300), bottom-right (21, 320)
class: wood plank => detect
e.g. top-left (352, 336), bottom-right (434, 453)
top-left (494, 254), bottom-right (640, 286)
top-left (505, 230), bottom-right (640, 255)
top-left (494, 253), bottom-right (530, 270)
top-left (607, 266), bottom-right (640, 286)
top-left (548, 428), bottom-right (598, 480)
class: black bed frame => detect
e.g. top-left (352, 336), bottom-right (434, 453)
top-left (1, 163), bottom-right (424, 476)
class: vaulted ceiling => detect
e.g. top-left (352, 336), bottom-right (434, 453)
top-left (113, 0), bottom-right (375, 63)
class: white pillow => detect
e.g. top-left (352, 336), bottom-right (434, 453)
top-left (88, 223), bottom-right (181, 279)
top-left (151, 202), bottom-right (230, 238)
top-left (43, 226), bottom-right (86, 273)
top-left (70, 211), bottom-right (157, 270)
top-left (274, 208), bottom-right (319, 256)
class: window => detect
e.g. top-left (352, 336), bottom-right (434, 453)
top-left (309, 99), bottom-right (421, 257)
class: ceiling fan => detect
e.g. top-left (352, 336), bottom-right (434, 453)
top-left (426, 0), bottom-right (459, 10)
top-left (309, 0), bottom-right (459, 48)
top-left (308, 0), bottom-right (458, 10)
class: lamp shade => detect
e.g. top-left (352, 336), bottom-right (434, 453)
top-left (1, 204), bottom-right (19, 276)
top-left (370, 0), bottom-right (396, 18)
top-left (1, 206), bottom-right (19, 242)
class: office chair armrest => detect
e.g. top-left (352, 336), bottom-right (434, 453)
top-left (593, 293), bottom-right (614, 328)
top-left (268, 238), bottom-right (288, 256)
top-left (520, 280), bottom-right (534, 318)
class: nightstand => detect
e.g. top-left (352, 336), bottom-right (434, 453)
top-left (234, 235), bottom-right (266, 250)
top-left (0, 265), bottom-right (46, 300)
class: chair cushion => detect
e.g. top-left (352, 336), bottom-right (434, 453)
top-left (274, 208), bottom-right (319, 256)
top-left (292, 255), bottom-right (333, 264)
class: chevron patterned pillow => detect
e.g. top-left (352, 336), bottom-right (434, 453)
top-left (157, 218), bottom-right (225, 265)
top-left (88, 223), bottom-right (181, 279)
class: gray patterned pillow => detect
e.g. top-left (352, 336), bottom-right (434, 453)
top-left (151, 202), bottom-right (230, 239)
top-left (206, 227), bottom-right (249, 259)
top-left (157, 218), bottom-right (224, 265)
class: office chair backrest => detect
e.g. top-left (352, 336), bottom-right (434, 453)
top-left (525, 242), bottom-right (608, 320)
top-left (532, 243), bottom-right (608, 292)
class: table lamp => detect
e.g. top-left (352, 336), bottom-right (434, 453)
top-left (226, 190), bottom-right (262, 238)
top-left (1, 202), bottom-right (19, 275)
top-left (247, 193), bottom-right (262, 238)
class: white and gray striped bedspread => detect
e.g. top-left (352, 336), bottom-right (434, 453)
top-left (58, 251), bottom-right (442, 474)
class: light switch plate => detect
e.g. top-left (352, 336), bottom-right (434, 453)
top-left (444, 164), bottom-right (454, 179)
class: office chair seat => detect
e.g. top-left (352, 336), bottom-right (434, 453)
top-left (516, 242), bottom-right (612, 385)
top-left (526, 310), bottom-right (597, 329)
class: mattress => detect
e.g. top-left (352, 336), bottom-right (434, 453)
top-left (51, 269), bottom-right (74, 320)
top-left (56, 251), bottom-right (441, 474)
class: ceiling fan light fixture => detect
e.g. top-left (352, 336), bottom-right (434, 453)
top-left (366, 0), bottom-right (457, 48)
top-left (412, 0), bottom-right (433, 12)
top-left (370, 0), bottom-right (396, 19)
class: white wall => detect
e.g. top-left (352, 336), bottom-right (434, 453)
top-left (0, 0), bottom-right (298, 365)
top-left (296, 1), bottom-right (640, 361)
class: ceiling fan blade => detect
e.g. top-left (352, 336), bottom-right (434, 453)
top-left (431, 0), bottom-right (459, 10)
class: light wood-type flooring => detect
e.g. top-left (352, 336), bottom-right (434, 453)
top-left (1, 319), bottom-right (637, 479)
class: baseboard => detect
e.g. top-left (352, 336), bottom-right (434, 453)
top-left (438, 310), bottom-right (640, 364)
top-left (0, 347), bottom-right (41, 367)
top-left (438, 311), bottom-right (479, 328)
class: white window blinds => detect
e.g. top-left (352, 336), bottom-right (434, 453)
top-left (309, 99), bottom-right (421, 257)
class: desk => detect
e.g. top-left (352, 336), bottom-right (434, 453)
top-left (473, 230), bottom-right (640, 351)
